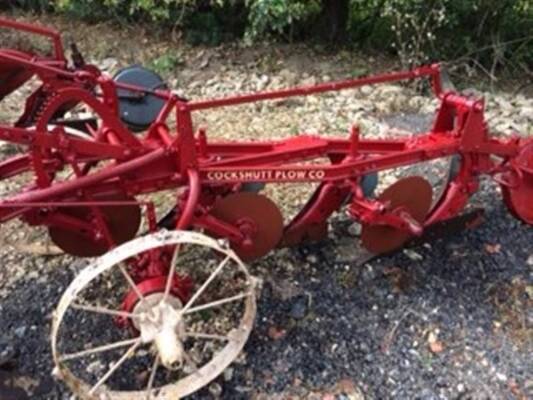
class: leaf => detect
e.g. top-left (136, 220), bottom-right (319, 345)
top-left (429, 340), bottom-right (444, 353)
top-left (485, 243), bottom-right (501, 254)
top-left (267, 326), bottom-right (286, 340)
top-left (427, 331), bottom-right (444, 353)
top-left (383, 266), bottom-right (412, 293)
top-left (10, 242), bottom-right (63, 256)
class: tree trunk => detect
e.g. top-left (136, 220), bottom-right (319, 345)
top-left (321, 0), bottom-right (350, 43)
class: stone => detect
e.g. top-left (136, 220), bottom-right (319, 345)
top-left (13, 326), bottom-right (27, 338)
top-left (208, 382), bottom-right (223, 397)
top-left (290, 295), bottom-right (310, 320)
top-left (223, 367), bottom-right (234, 381)
top-left (0, 338), bottom-right (16, 367)
top-left (99, 57), bottom-right (118, 71)
top-left (86, 360), bottom-right (104, 375)
top-left (403, 249), bottom-right (423, 261)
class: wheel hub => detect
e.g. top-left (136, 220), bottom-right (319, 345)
top-left (133, 296), bottom-right (187, 370)
top-left (121, 273), bottom-right (192, 330)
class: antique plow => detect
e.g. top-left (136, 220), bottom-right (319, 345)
top-left (0, 17), bottom-right (531, 399)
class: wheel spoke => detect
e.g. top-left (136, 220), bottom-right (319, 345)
top-left (118, 262), bottom-right (146, 304)
top-left (182, 350), bottom-right (198, 374)
top-left (162, 244), bottom-right (181, 303)
top-left (71, 302), bottom-right (138, 319)
top-left (185, 332), bottom-right (229, 342)
top-left (145, 354), bottom-right (160, 400)
top-left (89, 339), bottom-right (142, 395)
top-left (181, 255), bottom-right (231, 314)
top-left (183, 291), bottom-right (250, 315)
top-left (60, 337), bottom-right (140, 362)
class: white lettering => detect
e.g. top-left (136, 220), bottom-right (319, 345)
top-left (207, 169), bottom-right (325, 181)
top-left (309, 170), bottom-right (325, 180)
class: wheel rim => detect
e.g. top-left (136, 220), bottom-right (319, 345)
top-left (52, 229), bottom-right (257, 399)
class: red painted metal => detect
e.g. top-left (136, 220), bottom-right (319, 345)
top-left (119, 274), bottom-right (193, 329)
top-left (0, 17), bottom-right (530, 275)
top-left (0, 17), bottom-right (65, 61)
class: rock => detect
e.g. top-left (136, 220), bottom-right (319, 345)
top-left (358, 342), bottom-right (370, 353)
top-left (301, 76), bottom-right (317, 86)
top-left (495, 372), bottom-right (507, 382)
top-left (347, 223), bottom-right (362, 237)
top-left (256, 74), bottom-right (270, 91)
top-left (290, 294), bottom-right (310, 320)
top-left (135, 370), bottom-right (149, 386)
top-left (360, 264), bottom-right (376, 282)
top-left (199, 56), bottom-right (210, 69)
top-left (403, 249), bottom-right (423, 261)
top-left (223, 367), bottom-right (234, 382)
top-left (335, 378), bottom-right (365, 400)
top-left (360, 85), bottom-right (373, 96)
top-left (306, 254), bottom-right (318, 264)
top-left (364, 353), bottom-right (374, 363)
top-left (86, 360), bottom-right (104, 375)
top-left (0, 370), bottom-right (33, 399)
top-left (279, 68), bottom-right (297, 85)
top-left (417, 388), bottom-right (439, 399)
top-left (0, 339), bottom-right (16, 368)
top-left (99, 57), bottom-right (118, 71)
top-left (13, 326), bottom-right (27, 338)
top-left (335, 238), bottom-right (365, 263)
top-left (208, 382), bottom-right (223, 397)
top-left (519, 106), bottom-right (533, 120)
top-left (269, 278), bottom-right (302, 301)
top-left (527, 254), bottom-right (533, 266)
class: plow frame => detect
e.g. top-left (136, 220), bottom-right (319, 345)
top-left (0, 15), bottom-right (528, 254)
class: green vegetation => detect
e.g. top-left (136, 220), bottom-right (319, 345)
top-left (3, 1), bottom-right (532, 74)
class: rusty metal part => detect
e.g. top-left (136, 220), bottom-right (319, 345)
top-left (210, 192), bottom-right (283, 261)
top-left (410, 208), bottom-right (484, 246)
top-left (501, 141), bottom-right (533, 225)
top-left (49, 193), bottom-right (141, 257)
top-left (361, 176), bottom-right (433, 254)
top-left (51, 229), bottom-right (258, 400)
top-left (282, 183), bottom-right (350, 247)
top-left (282, 221), bottom-right (329, 247)
top-left (347, 209), bottom-right (486, 267)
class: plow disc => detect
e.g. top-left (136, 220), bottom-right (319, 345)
top-left (361, 176), bottom-right (433, 254)
top-left (501, 141), bottom-right (533, 225)
top-left (210, 192), bottom-right (284, 262)
top-left (49, 193), bottom-right (141, 257)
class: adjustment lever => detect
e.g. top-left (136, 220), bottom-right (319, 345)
top-left (70, 42), bottom-right (85, 68)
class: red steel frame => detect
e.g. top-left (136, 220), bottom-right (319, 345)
top-left (0, 17), bottom-right (530, 259)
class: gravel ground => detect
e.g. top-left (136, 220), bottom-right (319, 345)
top-left (0, 184), bottom-right (531, 400)
top-left (0, 14), bottom-right (532, 400)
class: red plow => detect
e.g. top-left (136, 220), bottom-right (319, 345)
top-left (0, 17), bottom-right (531, 399)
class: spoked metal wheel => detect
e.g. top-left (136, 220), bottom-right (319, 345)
top-left (52, 230), bottom-right (258, 399)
